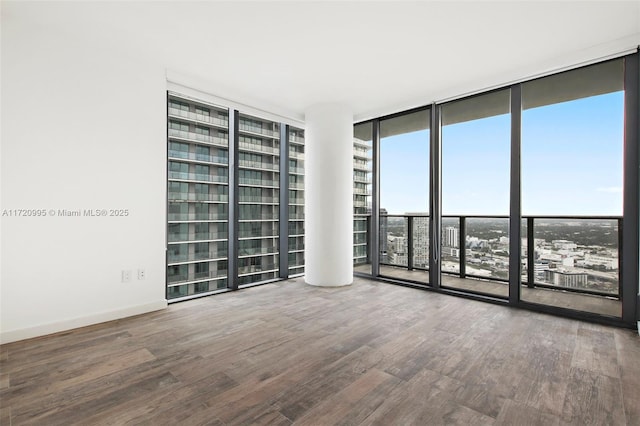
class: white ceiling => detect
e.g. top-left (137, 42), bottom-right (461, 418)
top-left (4, 1), bottom-right (640, 121)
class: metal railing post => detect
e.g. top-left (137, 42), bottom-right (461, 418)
top-left (459, 216), bottom-right (466, 278)
top-left (407, 216), bottom-right (414, 271)
top-left (527, 217), bottom-right (535, 288)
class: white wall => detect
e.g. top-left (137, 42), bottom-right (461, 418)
top-left (1, 11), bottom-right (168, 343)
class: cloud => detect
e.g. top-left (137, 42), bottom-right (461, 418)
top-left (596, 186), bottom-right (623, 193)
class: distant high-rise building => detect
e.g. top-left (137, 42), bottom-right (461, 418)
top-left (544, 270), bottom-right (588, 288)
top-left (389, 236), bottom-right (408, 266)
top-left (552, 240), bottom-right (578, 250)
top-left (411, 214), bottom-right (429, 268)
top-left (534, 260), bottom-right (550, 281)
top-left (353, 134), bottom-right (371, 265)
top-left (443, 226), bottom-right (459, 248)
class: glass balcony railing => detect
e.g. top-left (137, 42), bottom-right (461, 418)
top-left (238, 178), bottom-right (279, 187)
top-left (168, 107), bottom-right (229, 128)
top-left (168, 171), bottom-right (228, 184)
top-left (239, 196), bottom-right (278, 204)
top-left (239, 141), bottom-right (279, 155)
top-left (288, 243), bottom-right (305, 251)
top-left (522, 216), bottom-right (620, 297)
top-left (378, 214), bottom-right (621, 298)
top-left (238, 123), bottom-right (278, 138)
top-left (168, 213), bottom-right (228, 221)
top-left (353, 148), bottom-right (371, 160)
top-left (238, 263), bottom-right (278, 275)
top-left (168, 251), bottom-right (228, 264)
top-left (289, 166), bottom-right (305, 174)
top-left (353, 176), bottom-right (371, 185)
top-left (289, 226), bottom-right (305, 235)
top-left (168, 270), bottom-right (228, 284)
top-left (289, 254), bottom-right (305, 267)
top-left (353, 161), bottom-right (369, 171)
top-left (168, 150), bottom-right (229, 165)
top-left (168, 231), bottom-right (228, 242)
top-left (238, 246), bottom-right (278, 256)
top-left (168, 129), bottom-right (228, 147)
top-left (239, 230), bottom-right (279, 239)
top-left (239, 160), bottom-right (279, 171)
top-left (289, 135), bottom-right (304, 144)
top-left (289, 150), bottom-right (304, 160)
top-left (168, 192), bottom-right (229, 202)
top-left (239, 213), bottom-right (279, 221)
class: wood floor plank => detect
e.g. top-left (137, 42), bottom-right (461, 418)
top-left (571, 325), bottom-right (620, 378)
top-left (561, 366), bottom-right (626, 425)
top-left (614, 328), bottom-right (640, 425)
top-left (361, 368), bottom-right (496, 426)
top-left (495, 399), bottom-right (560, 426)
top-left (293, 368), bottom-right (397, 426)
top-left (0, 406), bottom-right (10, 426)
top-left (275, 345), bottom-right (382, 422)
top-left (6, 349), bottom-right (199, 422)
top-left (513, 346), bottom-right (572, 416)
top-left (0, 347), bottom-right (157, 410)
top-left (0, 372), bottom-right (9, 390)
top-left (15, 372), bottom-right (180, 425)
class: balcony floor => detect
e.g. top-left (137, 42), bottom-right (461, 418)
top-left (355, 264), bottom-right (621, 318)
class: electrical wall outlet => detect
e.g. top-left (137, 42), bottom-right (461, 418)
top-left (121, 270), bottom-right (131, 283)
top-left (138, 269), bottom-right (145, 280)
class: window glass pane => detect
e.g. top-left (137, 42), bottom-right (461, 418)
top-left (520, 59), bottom-right (623, 317)
top-left (379, 110), bottom-right (430, 283)
top-left (440, 89), bottom-right (510, 297)
top-left (353, 122), bottom-right (372, 274)
top-left (288, 126), bottom-right (305, 275)
top-left (237, 113), bottom-right (280, 285)
top-left (167, 94), bottom-right (229, 300)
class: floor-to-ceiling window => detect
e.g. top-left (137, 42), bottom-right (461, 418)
top-left (237, 113), bottom-right (281, 286)
top-left (354, 53), bottom-right (638, 327)
top-left (288, 126), bottom-right (305, 276)
top-left (378, 109), bottom-right (430, 283)
top-left (353, 122), bottom-right (373, 273)
top-left (167, 92), bottom-right (304, 301)
top-left (520, 59), bottom-right (624, 317)
top-left (167, 94), bottom-right (230, 299)
top-left (440, 90), bottom-right (511, 297)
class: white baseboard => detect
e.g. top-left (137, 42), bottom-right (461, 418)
top-left (0, 300), bottom-right (168, 344)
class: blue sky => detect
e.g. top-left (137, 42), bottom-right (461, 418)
top-left (379, 91), bottom-right (624, 216)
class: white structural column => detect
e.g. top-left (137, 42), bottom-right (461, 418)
top-left (305, 103), bottom-right (354, 286)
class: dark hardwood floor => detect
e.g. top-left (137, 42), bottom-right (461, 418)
top-left (1, 276), bottom-right (638, 425)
